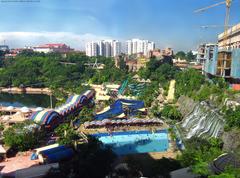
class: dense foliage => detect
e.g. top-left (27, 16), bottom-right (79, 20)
top-left (209, 167), bottom-right (240, 178)
top-left (175, 68), bottom-right (205, 98)
top-left (3, 121), bottom-right (45, 151)
top-left (55, 123), bottom-right (80, 145)
top-left (161, 105), bottom-right (182, 121)
top-left (177, 137), bottom-right (223, 176)
top-left (137, 58), bottom-right (178, 106)
top-left (77, 106), bottom-right (94, 124)
top-left (174, 51), bottom-right (196, 62)
top-left (224, 106), bottom-right (240, 130)
top-left (0, 52), bottom-right (128, 91)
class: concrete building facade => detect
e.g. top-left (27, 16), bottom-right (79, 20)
top-left (86, 40), bottom-right (121, 57)
top-left (126, 39), bottom-right (155, 56)
top-left (218, 23), bottom-right (240, 50)
top-left (203, 23), bottom-right (240, 88)
top-left (147, 48), bottom-right (174, 59)
top-left (197, 43), bottom-right (217, 64)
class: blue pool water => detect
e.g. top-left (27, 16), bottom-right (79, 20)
top-left (92, 130), bottom-right (169, 155)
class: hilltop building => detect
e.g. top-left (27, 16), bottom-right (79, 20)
top-left (85, 40), bottom-right (121, 57)
top-left (32, 43), bottom-right (73, 53)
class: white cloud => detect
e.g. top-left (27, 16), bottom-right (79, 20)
top-left (0, 32), bottom-right (113, 50)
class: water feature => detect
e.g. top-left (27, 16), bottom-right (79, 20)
top-left (92, 130), bottom-right (169, 155)
top-left (0, 93), bottom-right (57, 108)
top-left (181, 101), bottom-right (225, 138)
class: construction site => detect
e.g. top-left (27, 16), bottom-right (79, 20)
top-left (197, 0), bottom-right (240, 90)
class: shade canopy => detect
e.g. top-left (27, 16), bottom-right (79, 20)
top-left (35, 107), bottom-right (43, 112)
top-left (6, 106), bottom-right (14, 111)
top-left (21, 107), bottom-right (30, 113)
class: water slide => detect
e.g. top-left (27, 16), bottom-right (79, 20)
top-left (94, 100), bottom-right (124, 121)
top-left (118, 79), bottom-right (128, 95)
top-left (94, 99), bottom-right (145, 120)
top-left (128, 83), bottom-right (145, 96)
top-left (119, 99), bottom-right (144, 110)
top-left (30, 90), bottom-right (95, 129)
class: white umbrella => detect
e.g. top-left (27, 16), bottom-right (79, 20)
top-left (6, 106), bottom-right (14, 111)
top-left (35, 107), bottom-right (43, 112)
top-left (21, 107), bottom-right (30, 113)
top-left (6, 106), bottom-right (14, 115)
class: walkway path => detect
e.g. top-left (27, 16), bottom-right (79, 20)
top-left (167, 80), bottom-right (176, 103)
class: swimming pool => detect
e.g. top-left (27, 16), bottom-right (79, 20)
top-left (92, 130), bottom-right (169, 155)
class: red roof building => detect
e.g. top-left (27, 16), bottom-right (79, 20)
top-left (33, 43), bottom-right (73, 53)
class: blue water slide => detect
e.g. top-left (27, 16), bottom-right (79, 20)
top-left (45, 148), bottom-right (74, 163)
top-left (119, 99), bottom-right (144, 110)
top-left (80, 95), bottom-right (87, 104)
top-left (94, 100), bottom-right (124, 120)
top-left (40, 145), bottom-right (66, 155)
top-left (94, 99), bottom-right (145, 120)
top-left (45, 111), bottom-right (61, 125)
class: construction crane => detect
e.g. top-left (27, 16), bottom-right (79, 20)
top-left (195, 0), bottom-right (232, 49)
top-left (195, 0), bottom-right (234, 78)
top-left (199, 25), bottom-right (232, 29)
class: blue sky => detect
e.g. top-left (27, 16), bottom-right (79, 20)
top-left (0, 0), bottom-right (240, 51)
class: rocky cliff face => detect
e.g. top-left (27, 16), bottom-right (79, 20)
top-left (177, 95), bottom-right (197, 117)
top-left (222, 129), bottom-right (240, 152)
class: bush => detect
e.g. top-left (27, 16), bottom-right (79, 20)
top-left (161, 105), bottom-right (182, 121)
top-left (55, 123), bottom-right (79, 145)
top-left (3, 121), bottom-right (45, 151)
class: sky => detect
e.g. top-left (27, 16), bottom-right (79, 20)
top-left (0, 0), bottom-right (240, 51)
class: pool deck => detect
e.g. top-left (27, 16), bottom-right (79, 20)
top-left (0, 151), bottom-right (39, 177)
top-left (79, 123), bottom-right (169, 135)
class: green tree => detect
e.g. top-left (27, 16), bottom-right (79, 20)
top-left (186, 51), bottom-right (196, 62)
top-left (175, 68), bottom-right (205, 98)
top-left (55, 123), bottom-right (79, 145)
top-left (225, 106), bottom-right (240, 129)
top-left (175, 51), bottom-right (186, 60)
top-left (3, 121), bottom-right (45, 151)
top-left (161, 105), bottom-right (182, 120)
top-left (177, 137), bottom-right (223, 176)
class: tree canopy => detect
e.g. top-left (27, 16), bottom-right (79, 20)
top-left (3, 121), bottom-right (45, 151)
top-left (0, 52), bottom-right (129, 90)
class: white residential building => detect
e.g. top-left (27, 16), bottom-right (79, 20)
top-left (126, 40), bottom-right (133, 55)
top-left (85, 40), bottom-right (121, 57)
top-left (105, 41), bottom-right (111, 57)
top-left (112, 40), bottom-right (121, 57)
top-left (97, 41), bottom-right (104, 56)
top-left (86, 42), bottom-right (98, 57)
top-left (126, 39), bottom-right (155, 56)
